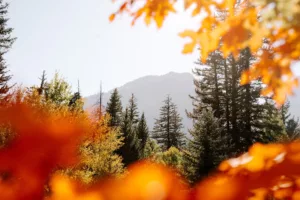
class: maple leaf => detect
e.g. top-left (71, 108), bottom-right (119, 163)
top-left (179, 30), bottom-right (198, 54)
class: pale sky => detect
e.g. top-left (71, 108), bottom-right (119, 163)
top-left (5, 0), bottom-right (300, 97)
top-left (5, 0), bottom-right (200, 96)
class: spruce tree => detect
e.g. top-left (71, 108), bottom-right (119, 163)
top-left (0, 1), bottom-right (16, 103)
top-left (128, 93), bottom-right (139, 125)
top-left (280, 100), bottom-right (291, 130)
top-left (185, 108), bottom-right (226, 183)
top-left (170, 103), bottom-right (185, 148)
top-left (152, 96), bottom-right (185, 150)
top-left (260, 98), bottom-right (287, 143)
top-left (137, 112), bottom-right (149, 158)
top-left (106, 88), bottom-right (123, 127)
top-left (286, 117), bottom-right (300, 140)
top-left (117, 107), bottom-right (140, 166)
top-left (191, 47), bottom-right (287, 154)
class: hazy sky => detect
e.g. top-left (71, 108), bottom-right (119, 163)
top-left (5, 0), bottom-right (200, 96)
top-left (5, 0), bottom-right (300, 97)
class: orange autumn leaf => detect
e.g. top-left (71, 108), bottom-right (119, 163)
top-left (178, 30), bottom-right (198, 54)
top-left (194, 175), bottom-right (248, 200)
top-left (116, 161), bottom-right (188, 200)
top-left (48, 175), bottom-right (103, 200)
top-left (109, 13), bottom-right (115, 22)
top-left (0, 103), bottom-right (89, 200)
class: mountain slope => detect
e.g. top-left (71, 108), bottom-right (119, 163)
top-left (84, 72), bottom-right (195, 132)
top-left (84, 72), bottom-right (300, 133)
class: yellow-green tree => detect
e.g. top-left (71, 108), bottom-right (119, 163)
top-left (67, 113), bottom-right (124, 184)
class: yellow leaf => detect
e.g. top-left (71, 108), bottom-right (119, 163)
top-left (155, 14), bottom-right (164, 28)
top-left (144, 15), bottom-right (151, 26)
top-left (178, 29), bottom-right (197, 38)
top-left (179, 30), bottom-right (198, 54)
top-left (182, 41), bottom-right (196, 54)
top-left (226, 0), bottom-right (236, 16)
top-left (192, 7), bottom-right (201, 17)
top-left (184, 0), bottom-right (193, 9)
top-left (109, 14), bottom-right (115, 22)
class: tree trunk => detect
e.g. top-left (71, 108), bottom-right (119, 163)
top-left (224, 58), bottom-right (230, 133)
top-left (230, 55), bottom-right (239, 150)
top-left (213, 56), bottom-right (221, 118)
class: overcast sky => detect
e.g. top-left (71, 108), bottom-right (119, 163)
top-left (5, 0), bottom-right (201, 96)
top-left (5, 0), bottom-right (300, 97)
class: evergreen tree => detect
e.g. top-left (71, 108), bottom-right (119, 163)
top-left (0, 58), bottom-right (12, 104)
top-left (280, 100), bottom-right (291, 126)
top-left (152, 96), bottom-right (185, 150)
top-left (68, 91), bottom-right (81, 108)
top-left (137, 112), bottom-right (149, 158)
top-left (260, 98), bottom-right (287, 143)
top-left (106, 88), bottom-right (123, 127)
top-left (193, 50), bottom-right (224, 118)
top-left (128, 93), bottom-right (139, 125)
top-left (69, 81), bottom-right (84, 113)
top-left (0, 1), bottom-right (16, 103)
top-left (286, 117), bottom-right (300, 140)
top-left (170, 103), bottom-right (185, 148)
top-left (184, 108), bottom-right (226, 183)
top-left (37, 70), bottom-right (47, 96)
top-left (191, 47), bottom-right (287, 154)
top-left (117, 107), bottom-right (140, 166)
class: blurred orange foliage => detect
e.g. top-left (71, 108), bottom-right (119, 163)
top-left (110, 0), bottom-right (300, 105)
top-left (0, 103), bottom-right (89, 199)
top-left (1, 101), bottom-right (300, 200)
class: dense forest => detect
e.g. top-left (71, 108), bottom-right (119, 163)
top-left (1, 0), bottom-right (300, 199)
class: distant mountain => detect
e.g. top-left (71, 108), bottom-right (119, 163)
top-left (84, 72), bottom-right (300, 133)
top-left (84, 72), bottom-right (195, 133)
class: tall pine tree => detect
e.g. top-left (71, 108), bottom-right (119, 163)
top-left (106, 88), bottom-right (123, 127)
top-left (184, 108), bottom-right (226, 183)
top-left (152, 95), bottom-right (185, 150)
top-left (170, 103), bottom-right (185, 148)
top-left (0, 0), bottom-right (15, 103)
top-left (117, 107), bottom-right (140, 166)
top-left (137, 112), bottom-right (149, 158)
top-left (191, 47), bottom-right (287, 155)
top-left (128, 93), bottom-right (139, 125)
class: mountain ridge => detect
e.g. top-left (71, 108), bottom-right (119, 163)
top-left (84, 72), bottom-right (194, 132)
top-left (84, 72), bottom-right (300, 133)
